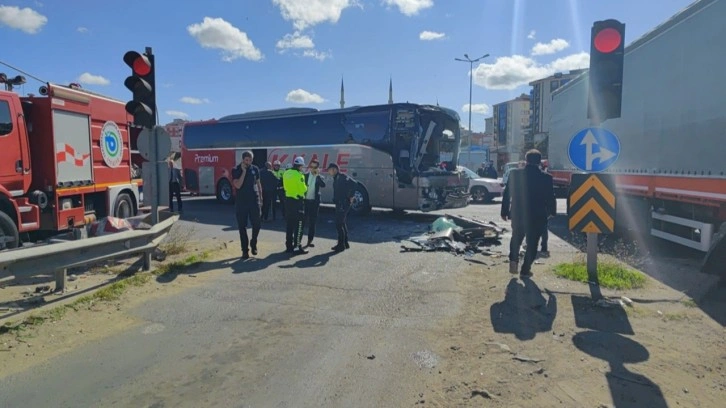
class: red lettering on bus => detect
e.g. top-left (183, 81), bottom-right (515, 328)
top-left (322, 154), bottom-right (330, 169)
top-left (337, 153), bottom-right (350, 172)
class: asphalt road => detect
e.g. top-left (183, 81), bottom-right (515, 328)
top-left (0, 196), bottom-right (717, 407)
top-left (0, 198), bottom-right (498, 407)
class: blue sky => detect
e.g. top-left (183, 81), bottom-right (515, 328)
top-left (0, 0), bottom-right (694, 131)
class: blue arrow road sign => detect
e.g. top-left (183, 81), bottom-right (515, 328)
top-left (568, 127), bottom-right (621, 172)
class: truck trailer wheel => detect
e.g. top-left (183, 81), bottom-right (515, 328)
top-left (113, 193), bottom-right (134, 219)
top-left (0, 211), bottom-right (20, 250)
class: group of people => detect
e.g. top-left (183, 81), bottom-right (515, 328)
top-left (477, 161), bottom-right (498, 179)
top-left (232, 151), bottom-right (358, 259)
top-left (500, 149), bottom-right (556, 278)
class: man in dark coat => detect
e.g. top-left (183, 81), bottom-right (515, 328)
top-left (500, 149), bottom-right (556, 277)
top-left (327, 163), bottom-right (356, 252)
top-left (302, 159), bottom-right (326, 247)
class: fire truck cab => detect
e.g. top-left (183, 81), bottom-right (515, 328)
top-left (0, 77), bottom-right (140, 250)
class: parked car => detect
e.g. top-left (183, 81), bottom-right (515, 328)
top-left (458, 166), bottom-right (503, 203)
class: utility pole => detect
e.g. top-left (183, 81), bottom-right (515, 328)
top-left (455, 53), bottom-right (489, 164)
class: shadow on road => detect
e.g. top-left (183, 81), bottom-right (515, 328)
top-left (490, 277), bottom-right (557, 341)
top-left (179, 196), bottom-right (440, 246)
top-left (571, 296), bottom-right (667, 408)
top-left (278, 250), bottom-right (338, 269)
top-left (548, 212), bottom-right (726, 327)
top-left (571, 295), bottom-right (668, 408)
top-left (155, 251), bottom-right (291, 283)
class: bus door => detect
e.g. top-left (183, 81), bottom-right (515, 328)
top-left (391, 108), bottom-right (420, 209)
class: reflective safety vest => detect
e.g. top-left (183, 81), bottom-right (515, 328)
top-left (283, 169), bottom-right (307, 199)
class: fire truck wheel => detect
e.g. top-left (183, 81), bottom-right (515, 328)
top-left (0, 211), bottom-right (20, 250)
top-left (217, 179), bottom-right (234, 205)
top-left (113, 193), bottom-right (134, 219)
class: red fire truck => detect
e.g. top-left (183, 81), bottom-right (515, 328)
top-left (0, 77), bottom-right (141, 250)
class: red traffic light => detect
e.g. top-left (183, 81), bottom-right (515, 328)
top-left (123, 51), bottom-right (151, 76)
top-left (594, 27), bottom-right (622, 53)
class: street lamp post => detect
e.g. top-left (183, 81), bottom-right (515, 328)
top-left (455, 53), bottom-right (489, 164)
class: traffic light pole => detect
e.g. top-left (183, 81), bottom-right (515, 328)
top-left (587, 117), bottom-right (603, 301)
top-left (150, 125), bottom-right (159, 225)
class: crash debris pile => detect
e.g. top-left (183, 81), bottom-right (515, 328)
top-left (401, 214), bottom-right (504, 255)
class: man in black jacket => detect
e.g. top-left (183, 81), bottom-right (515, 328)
top-left (327, 163), bottom-right (356, 252)
top-left (500, 149), bottom-right (556, 278)
top-left (303, 159), bottom-right (326, 247)
top-left (232, 151), bottom-right (263, 259)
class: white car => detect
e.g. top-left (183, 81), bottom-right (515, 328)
top-left (458, 166), bottom-right (504, 203)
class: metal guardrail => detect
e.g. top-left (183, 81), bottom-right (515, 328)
top-left (0, 214), bottom-right (179, 292)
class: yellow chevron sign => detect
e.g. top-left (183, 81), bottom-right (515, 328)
top-left (568, 174), bottom-right (616, 234)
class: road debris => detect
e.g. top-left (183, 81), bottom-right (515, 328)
top-left (471, 389), bottom-right (496, 399)
top-left (400, 215), bottom-right (504, 255)
top-left (512, 354), bottom-right (545, 363)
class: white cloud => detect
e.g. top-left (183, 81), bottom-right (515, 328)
top-left (273, 0), bottom-right (359, 31)
top-left (180, 97), bottom-right (210, 104)
top-left (302, 49), bottom-right (332, 61)
top-left (531, 38), bottom-right (569, 56)
top-left (286, 89), bottom-right (326, 104)
top-left (419, 30), bottom-right (445, 41)
top-left (166, 110), bottom-right (189, 119)
top-left (473, 52), bottom-right (589, 90)
top-left (77, 73), bottom-right (110, 86)
top-left (0, 5), bottom-right (47, 34)
top-left (77, 26), bottom-right (88, 33)
top-left (187, 17), bottom-right (263, 62)
top-left (462, 103), bottom-right (491, 115)
top-left (276, 31), bottom-right (315, 50)
top-left (382, 0), bottom-right (433, 16)
top-left (527, 30), bottom-right (536, 40)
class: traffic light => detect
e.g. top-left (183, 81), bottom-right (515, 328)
top-left (587, 19), bottom-right (625, 123)
top-left (123, 48), bottom-right (156, 129)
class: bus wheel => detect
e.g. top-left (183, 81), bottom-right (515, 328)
top-left (350, 185), bottom-right (371, 216)
top-left (217, 179), bottom-right (234, 205)
top-left (0, 211), bottom-right (20, 250)
top-left (113, 193), bottom-right (134, 219)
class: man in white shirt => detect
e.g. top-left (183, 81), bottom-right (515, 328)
top-left (302, 159), bottom-right (326, 247)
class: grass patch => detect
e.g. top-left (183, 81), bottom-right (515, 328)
top-left (554, 261), bottom-right (646, 290)
top-left (681, 298), bottom-right (698, 308)
top-left (159, 225), bottom-right (197, 256)
top-left (153, 252), bottom-right (210, 278)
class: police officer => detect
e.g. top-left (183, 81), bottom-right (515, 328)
top-left (232, 151), bottom-right (262, 259)
top-left (327, 163), bottom-right (356, 252)
top-left (283, 157), bottom-right (308, 254)
top-left (272, 160), bottom-right (286, 218)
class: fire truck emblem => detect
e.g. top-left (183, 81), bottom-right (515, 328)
top-left (100, 121), bottom-right (123, 168)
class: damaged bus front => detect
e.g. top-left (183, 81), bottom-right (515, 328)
top-left (393, 105), bottom-right (470, 211)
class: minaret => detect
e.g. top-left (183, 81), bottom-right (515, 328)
top-left (388, 77), bottom-right (393, 104)
top-left (340, 77), bottom-right (345, 109)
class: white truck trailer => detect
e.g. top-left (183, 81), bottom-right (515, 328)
top-left (547, 0), bottom-right (726, 275)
